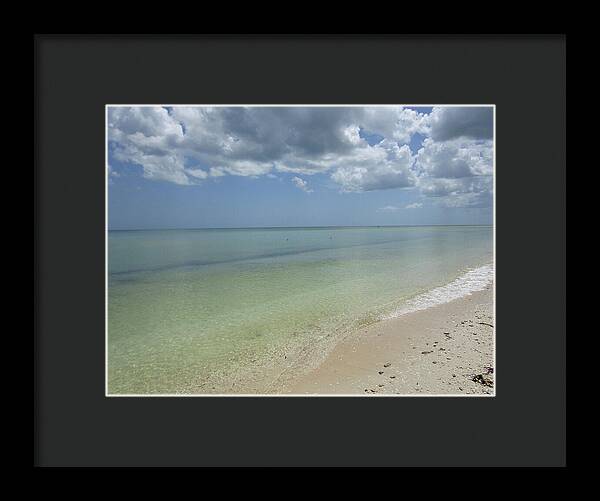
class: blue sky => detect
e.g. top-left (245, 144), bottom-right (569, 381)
top-left (108, 106), bottom-right (493, 229)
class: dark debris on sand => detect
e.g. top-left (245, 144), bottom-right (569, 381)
top-left (471, 374), bottom-right (494, 388)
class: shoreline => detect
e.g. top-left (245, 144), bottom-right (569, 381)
top-left (277, 285), bottom-right (494, 396)
top-left (108, 270), bottom-right (494, 396)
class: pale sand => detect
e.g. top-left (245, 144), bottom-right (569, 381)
top-left (280, 285), bottom-right (494, 395)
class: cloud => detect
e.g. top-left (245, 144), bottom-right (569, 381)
top-left (415, 138), bottom-right (493, 179)
top-left (441, 191), bottom-right (492, 208)
top-left (418, 177), bottom-right (493, 208)
top-left (356, 107), bottom-right (429, 144)
top-left (107, 164), bottom-right (120, 178)
top-left (291, 176), bottom-right (313, 193)
top-left (185, 168), bottom-right (208, 180)
top-left (427, 106), bottom-right (493, 141)
top-left (378, 201), bottom-right (423, 212)
top-left (413, 131), bottom-right (493, 209)
top-left (107, 106), bottom-right (493, 209)
top-left (330, 142), bottom-right (416, 192)
top-left (108, 106), bottom-right (426, 187)
top-left (109, 106), bottom-right (183, 139)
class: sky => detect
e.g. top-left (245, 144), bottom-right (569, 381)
top-left (107, 105), bottom-right (493, 229)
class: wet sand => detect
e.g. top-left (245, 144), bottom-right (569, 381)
top-left (280, 285), bottom-right (494, 395)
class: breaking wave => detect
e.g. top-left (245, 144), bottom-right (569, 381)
top-left (383, 264), bottom-right (494, 319)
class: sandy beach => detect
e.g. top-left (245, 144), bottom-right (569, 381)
top-left (279, 285), bottom-right (494, 396)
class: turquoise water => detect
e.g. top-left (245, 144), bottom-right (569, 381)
top-left (107, 226), bottom-right (493, 394)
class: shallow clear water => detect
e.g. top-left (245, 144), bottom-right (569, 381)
top-left (107, 226), bottom-right (493, 394)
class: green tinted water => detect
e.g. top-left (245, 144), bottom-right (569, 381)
top-left (107, 226), bottom-right (492, 394)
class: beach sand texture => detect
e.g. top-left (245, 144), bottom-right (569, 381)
top-left (280, 286), bottom-right (494, 395)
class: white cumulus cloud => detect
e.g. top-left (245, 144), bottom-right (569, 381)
top-left (415, 138), bottom-right (493, 179)
top-left (108, 106), bottom-right (427, 188)
top-left (413, 132), bottom-right (493, 208)
top-left (107, 106), bottom-right (493, 209)
top-left (331, 142), bottom-right (416, 192)
top-left (291, 176), bottom-right (313, 193)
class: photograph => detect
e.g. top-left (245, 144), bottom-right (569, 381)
top-left (106, 105), bottom-right (495, 396)
top-left (36, 34), bottom-right (566, 467)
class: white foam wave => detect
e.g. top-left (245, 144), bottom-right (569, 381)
top-left (382, 264), bottom-right (494, 320)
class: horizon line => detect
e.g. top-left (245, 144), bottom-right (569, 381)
top-left (108, 223), bottom-right (493, 232)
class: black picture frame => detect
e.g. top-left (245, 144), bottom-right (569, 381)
top-left (34, 34), bottom-right (566, 467)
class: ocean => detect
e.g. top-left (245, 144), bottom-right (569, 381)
top-left (107, 225), bottom-right (493, 394)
